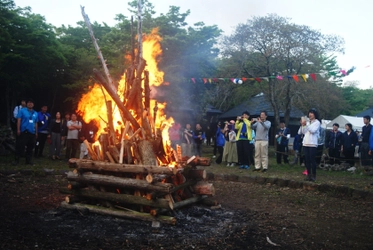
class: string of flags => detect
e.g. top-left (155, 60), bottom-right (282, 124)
top-left (190, 67), bottom-right (358, 84)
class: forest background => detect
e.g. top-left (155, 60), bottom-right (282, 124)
top-left (1, 0), bottom-right (373, 130)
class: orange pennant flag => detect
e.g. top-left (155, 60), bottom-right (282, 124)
top-left (203, 78), bottom-right (207, 84)
top-left (241, 77), bottom-right (247, 81)
top-left (292, 75), bottom-right (299, 82)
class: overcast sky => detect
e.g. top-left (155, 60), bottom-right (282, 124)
top-left (14, 0), bottom-right (373, 89)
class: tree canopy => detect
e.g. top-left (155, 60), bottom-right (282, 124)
top-left (1, 0), bottom-right (373, 129)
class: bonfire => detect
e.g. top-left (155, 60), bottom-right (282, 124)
top-left (60, 5), bottom-right (214, 225)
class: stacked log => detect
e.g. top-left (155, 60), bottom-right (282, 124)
top-left (61, 158), bottom-right (213, 225)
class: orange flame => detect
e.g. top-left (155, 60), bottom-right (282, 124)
top-left (76, 28), bottom-right (173, 160)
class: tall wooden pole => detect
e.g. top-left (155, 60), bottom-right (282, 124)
top-left (81, 6), bottom-right (116, 93)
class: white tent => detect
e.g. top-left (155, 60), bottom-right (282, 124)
top-left (326, 115), bottom-right (368, 132)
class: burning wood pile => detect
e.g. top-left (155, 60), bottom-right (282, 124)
top-left (59, 6), bottom-right (214, 225)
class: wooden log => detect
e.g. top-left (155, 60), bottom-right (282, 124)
top-left (191, 181), bottom-right (215, 196)
top-left (105, 151), bottom-right (115, 163)
top-left (170, 180), bottom-right (197, 194)
top-left (59, 187), bottom-right (171, 209)
top-left (138, 140), bottom-right (157, 166)
top-left (146, 174), bottom-right (167, 184)
top-left (173, 195), bottom-right (207, 210)
top-left (83, 140), bottom-right (98, 160)
top-left (99, 133), bottom-right (109, 161)
top-left (184, 169), bottom-right (207, 180)
top-left (93, 68), bottom-right (140, 131)
top-left (188, 157), bottom-right (211, 167)
top-left (106, 101), bottom-right (115, 145)
top-left (60, 201), bottom-right (176, 225)
top-left (108, 145), bottom-right (120, 163)
top-left (71, 159), bottom-right (182, 175)
top-left (65, 195), bottom-right (83, 204)
top-left (66, 172), bottom-right (173, 194)
top-left (81, 7), bottom-right (116, 92)
top-left (94, 145), bottom-right (101, 161)
top-left (129, 127), bottom-right (142, 140)
top-left (67, 182), bottom-right (87, 190)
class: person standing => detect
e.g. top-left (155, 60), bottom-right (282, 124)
top-left (65, 113), bottom-right (82, 159)
top-left (298, 108), bottom-right (321, 182)
top-left (215, 124), bottom-right (226, 164)
top-left (275, 120), bottom-right (290, 164)
top-left (169, 123), bottom-right (181, 150)
top-left (360, 116), bottom-right (372, 167)
top-left (235, 111), bottom-right (252, 169)
top-left (326, 123), bottom-right (342, 165)
top-left (13, 99), bottom-right (38, 165)
top-left (192, 124), bottom-right (205, 157)
top-left (181, 123), bottom-right (193, 157)
top-left (341, 123), bottom-right (358, 167)
top-left (11, 99), bottom-right (26, 132)
top-left (49, 112), bottom-right (64, 160)
top-left (251, 111), bottom-right (271, 172)
top-left (316, 126), bottom-right (326, 165)
top-left (61, 112), bottom-right (70, 151)
top-left (205, 125), bottom-right (213, 146)
top-left (34, 105), bottom-right (51, 158)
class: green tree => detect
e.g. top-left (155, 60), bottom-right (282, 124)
top-left (220, 14), bottom-right (344, 127)
top-left (0, 0), bottom-right (66, 125)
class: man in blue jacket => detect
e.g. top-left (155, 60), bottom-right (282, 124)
top-left (34, 105), bottom-right (51, 158)
top-left (14, 99), bottom-right (38, 165)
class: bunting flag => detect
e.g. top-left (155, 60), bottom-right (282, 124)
top-left (189, 65), bottom-right (362, 84)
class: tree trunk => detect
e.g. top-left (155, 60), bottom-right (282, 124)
top-left (191, 181), bottom-right (215, 196)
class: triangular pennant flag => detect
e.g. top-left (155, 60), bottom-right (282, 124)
top-left (208, 78), bottom-right (212, 83)
top-left (262, 77), bottom-right (269, 82)
top-left (319, 72), bottom-right (326, 78)
top-left (249, 78), bottom-right (255, 81)
top-left (340, 69), bottom-right (347, 76)
top-left (292, 75), bottom-right (299, 82)
top-left (287, 75), bottom-right (293, 79)
top-left (224, 78), bottom-right (228, 82)
top-left (191, 78), bottom-right (196, 83)
top-left (203, 78), bottom-right (207, 84)
top-left (230, 78), bottom-right (235, 83)
top-left (310, 73), bottom-right (316, 81)
top-left (301, 74), bottom-right (307, 82)
top-left (213, 78), bottom-right (218, 83)
top-left (276, 75), bottom-right (283, 80)
top-left (255, 77), bottom-right (262, 83)
top-left (242, 77), bottom-right (247, 81)
top-left (269, 76), bottom-right (276, 79)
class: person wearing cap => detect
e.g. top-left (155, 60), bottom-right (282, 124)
top-left (326, 123), bottom-right (342, 165)
top-left (251, 111), bottom-right (271, 172)
top-left (360, 116), bottom-right (372, 166)
top-left (235, 111), bottom-right (252, 169)
top-left (13, 99), bottom-right (38, 165)
top-left (298, 108), bottom-right (321, 182)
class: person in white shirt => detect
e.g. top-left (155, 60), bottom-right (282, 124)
top-left (298, 108), bottom-right (321, 182)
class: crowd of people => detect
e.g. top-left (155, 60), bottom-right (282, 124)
top-left (12, 98), bottom-right (373, 183)
top-left (11, 99), bottom-right (86, 166)
top-left (169, 108), bottom-right (373, 183)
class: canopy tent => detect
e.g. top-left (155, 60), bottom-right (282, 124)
top-left (326, 115), bottom-right (368, 132)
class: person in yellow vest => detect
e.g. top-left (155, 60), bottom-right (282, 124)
top-left (235, 111), bottom-right (252, 169)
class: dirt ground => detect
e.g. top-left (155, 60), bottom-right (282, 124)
top-left (1, 172), bottom-right (372, 250)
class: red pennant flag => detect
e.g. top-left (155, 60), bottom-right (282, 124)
top-left (310, 73), bottom-right (317, 81)
top-left (255, 77), bottom-right (262, 83)
top-left (191, 78), bottom-right (196, 83)
top-left (241, 77), bottom-right (247, 81)
top-left (213, 78), bottom-right (218, 83)
top-left (292, 75), bottom-right (299, 82)
top-left (203, 78), bottom-right (207, 84)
